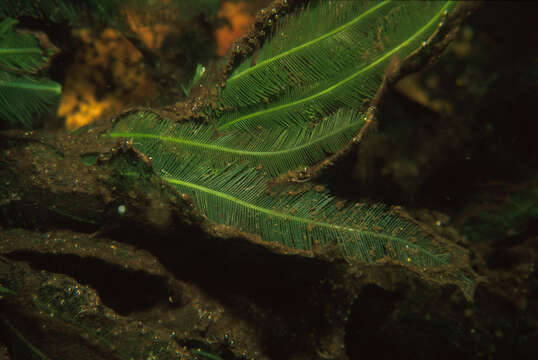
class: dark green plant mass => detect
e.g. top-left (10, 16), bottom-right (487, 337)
top-left (110, 0), bottom-right (479, 300)
top-left (0, 18), bottom-right (61, 128)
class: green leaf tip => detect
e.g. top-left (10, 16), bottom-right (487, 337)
top-left (181, 64), bottom-right (206, 97)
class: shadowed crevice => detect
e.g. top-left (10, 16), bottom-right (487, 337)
top-left (5, 251), bottom-right (174, 316)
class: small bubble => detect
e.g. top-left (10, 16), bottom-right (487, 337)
top-left (117, 205), bottom-right (126, 215)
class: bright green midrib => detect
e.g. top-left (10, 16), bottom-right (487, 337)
top-left (0, 80), bottom-right (60, 92)
top-left (109, 118), bottom-right (364, 158)
top-left (0, 48), bottom-right (41, 55)
top-left (163, 175), bottom-right (442, 263)
top-left (226, 0), bottom-right (391, 83)
top-left (219, 1), bottom-right (451, 130)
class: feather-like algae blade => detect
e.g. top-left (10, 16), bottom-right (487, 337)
top-left (133, 149), bottom-right (476, 299)
top-left (0, 74), bottom-right (61, 128)
top-left (218, 1), bottom-right (456, 131)
top-left (110, 108), bottom-right (369, 177)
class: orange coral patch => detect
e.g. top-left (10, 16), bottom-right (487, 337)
top-left (216, 1), bottom-right (254, 56)
top-left (58, 28), bottom-right (156, 130)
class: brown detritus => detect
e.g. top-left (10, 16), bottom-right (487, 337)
top-left (0, 229), bottom-right (171, 279)
top-left (0, 210), bottom-right (382, 360)
top-left (0, 121), bottom-right (203, 233)
top-left (0, 257), bottom-right (195, 360)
